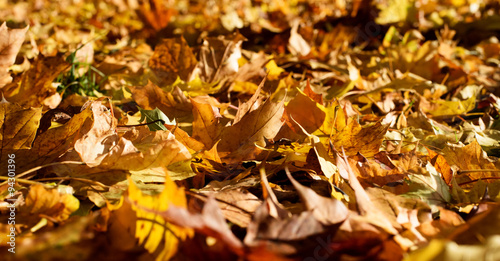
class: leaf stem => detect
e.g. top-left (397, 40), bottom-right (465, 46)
top-left (458, 176), bottom-right (500, 186)
top-left (457, 169), bottom-right (500, 174)
top-left (0, 161), bottom-right (86, 188)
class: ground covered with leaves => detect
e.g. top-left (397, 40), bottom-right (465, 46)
top-left (1, 0), bottom-right (500, 260)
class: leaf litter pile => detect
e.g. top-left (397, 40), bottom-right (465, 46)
top-left (1, 0), bottom-right (500, 260)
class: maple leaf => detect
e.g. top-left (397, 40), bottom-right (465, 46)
top-left (0, 22), bottom-right (28, 88)
top-left (0, 102), bottom-right (41, 151)
top-left (136, 0), bottom-right (176, 32)
top-left (443, 139), bottom-right (500, 186)
top-left (191, 96), bottom-right (224, 149)
top-left (191, 33), bottom-right (246, 89)
top-left (21, 184), bottom-right (80, 223)
top-left (108, 176), bottom-right (193, 260)
top-left (148, 36), bottom-right (198, 86)
top-left (4, 54), bottom-right (70, 108)
top-left (218, 98), bottom-right (284, 163)
top-left (129, 81), bottom-right (193, 121)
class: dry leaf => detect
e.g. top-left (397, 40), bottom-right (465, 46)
top-left (218, 98), bottom-right (284, 162)
top-left (0, 22), bottom-right (28, 88)
top-left (149, 36), bottom-right (198, 86)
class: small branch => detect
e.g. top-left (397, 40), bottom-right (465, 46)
top-left (0, 161), bottom-right (86, 188)
top-left (457, 169), bottom-right (500, 175)
top-left (35, 177), bottom-right (110, 191)
top-left (459, 176), bottom-right (500, 186)
top-left (0, 176), bottom-right (48, 187)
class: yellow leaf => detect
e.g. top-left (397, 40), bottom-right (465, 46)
top-left (191, 97), bottom-right (223, 149)
top-left (284, 88), bottom-right (325, 135)
top-left (125, 176), bottom-right (194, 260)
top-left (330, 119), bottom-right (389, 157)
top-left (22, 184), bottom-right (79, 222)
top-left (265, 59), bottom-right (284, 80)
top-left (0, 102), bottom-right (42, 150)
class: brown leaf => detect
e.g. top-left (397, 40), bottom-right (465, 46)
top-left (191, 33), bottom-right (246, 86)
top-left (284, 88), bottom-right (325, 134)
top-left (285, 166), bottom-right (348, 226)
top-left (5, 54), bottom-right (69, 108)
top-left (206, 188), bottom-right (261, 228)
top-left (191, 96), bottom-right (223, 149)
top-left (0, 22), bottom-right (28, 88)
top-left (74, 101), bottom-right (191, 171)
top-left (0, 102), bottom-right (41, 151)
top-left (443, 139), bottom-right (500, 186)
top-left (21, 184), bottom-right (79, 223)
top-left (427, 148), bottom-right (453, 186)
top-left (243, 165), bottom-right (342, 259)
top-left (355, 151), bottom-right (426, 187)
top-left (149, 36), bottom-right (197, 86)
top-left (303, 80), bottom-right (323, 104)
top-left (217, 98), bottom-right (284, 162)
top-left (136, 0), bottom-right (175, 32)
top-left (336, 149), bottom-right (399, 235)
top-left (233, 77), bottom-right (265, 124)
top-left (9, 103), bottom-right (94, 173)
top-left (331, 119), bottom-right (389, 157)
top-left (129, 81), bottom-right (193, 120)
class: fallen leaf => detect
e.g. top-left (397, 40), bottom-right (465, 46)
top-left (218, 98), bottom-right (284, 163)
top-left (148, 36), bottom-right (198, 86)
top-left (0, 102), bottom-right (41, 151)
top-left (129, 81), bottom-right (193, 121)
top-left (0, 22), bottom-right (28, 88)
top-left (21, 184), bottom-right (79, 223)
top-left (4, 54), bottom-right (69, 108)
top-left (109, 176), bottom-right (193, 260)
top-left (191, 96), bottom-right (223, 149)
top-left (191, 33), bottom-right (246, 88)
top-left (443, 139), bottom-right (500, 186)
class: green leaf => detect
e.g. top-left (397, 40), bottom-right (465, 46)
top-left (138, 107), bottom-right (176, 131)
